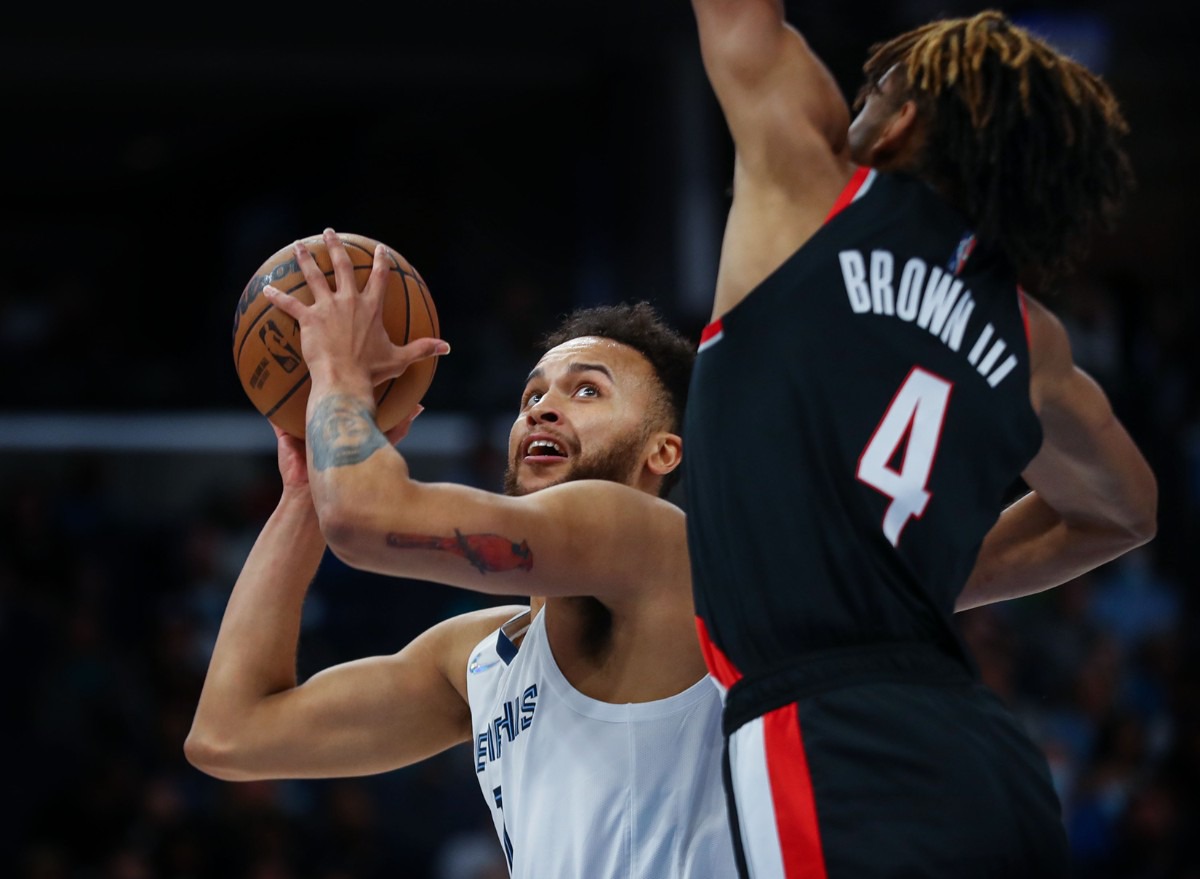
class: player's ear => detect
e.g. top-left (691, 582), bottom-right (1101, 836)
top-left (871, 99), bottom-right (923, 164)
top-left (646, 432), bottom-right (683, 479)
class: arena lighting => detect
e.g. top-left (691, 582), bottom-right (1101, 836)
top-left (0, 411), bottom-right (479, 454)
top-left (1012, 10), bottom-right (1113, 74)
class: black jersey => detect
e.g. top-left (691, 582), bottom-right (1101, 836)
top-left (685, 169), bottom-right (1042, 684)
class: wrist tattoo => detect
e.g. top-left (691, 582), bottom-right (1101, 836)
top-left (308, 395), bottom-right (388, 470)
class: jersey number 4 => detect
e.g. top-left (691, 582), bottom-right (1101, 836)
top-left (856, 367), bottom-right (953, 546)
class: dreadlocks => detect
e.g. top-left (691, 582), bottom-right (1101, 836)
top-left (860, 10), bottom-right (1133, 291)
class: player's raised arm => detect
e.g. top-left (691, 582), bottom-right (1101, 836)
top-left (957, 295), bottom-right (1157, 610)
top-left (184, 425), bottom-right (518, 781)
top-left (264, 231), bottom-right (688, 612)
top-left (689, 0), bottom-right (859, 320)
top-left (308, 420), bottom-right (684, 609)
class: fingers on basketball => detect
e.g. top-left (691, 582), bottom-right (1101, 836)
top-left (232, 232), bottom-right (441, 438)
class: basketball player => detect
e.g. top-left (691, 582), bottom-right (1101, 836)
top-left (187, 262), bottom-right (737, 876)
top-left (683, 4), bottom-right (1158, 877)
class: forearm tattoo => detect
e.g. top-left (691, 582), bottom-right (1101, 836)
top-left (308, 395), bottom-right (389, 471)
top-left (386, 529), bottom-right (534, 574)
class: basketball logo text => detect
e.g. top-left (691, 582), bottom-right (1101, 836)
top-left (232, 256), bottom-right (301, 341)
top-left (259, 318), bottom-right (302, 372)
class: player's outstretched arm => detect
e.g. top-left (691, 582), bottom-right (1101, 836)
top-left (689, 1), bottom-right (856, 319)
top-left (304, 394), bottom-right (686, 610)
top-left (264, 231), bottom-right (688, 611)
top-left (690, 0), bottom-right (850, 165)
top-left (185, 426), bottom-right (515, 780)
top-left (957, 296), bottom-right (1157, 610)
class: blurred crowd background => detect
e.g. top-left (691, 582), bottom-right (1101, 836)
top-left (1, 2), bottom-right (1196, 877)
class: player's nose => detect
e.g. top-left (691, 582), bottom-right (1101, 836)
top-left (526, 397), bottom-right (561, 424)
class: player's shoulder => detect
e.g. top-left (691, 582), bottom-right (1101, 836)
top-left (1016, 290), bottom-right (1084, 421)
top-left (425, 604), bottom-right (531, 699)
top-left (1020, 292), bottom-right (1072, 372)
top-left (425, 604), bottom-right (529, 662)
top-left (536, 478), bottom-right (684, 519)
top-left (437, 604), bottom-right (529, 638)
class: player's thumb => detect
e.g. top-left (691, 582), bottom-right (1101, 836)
top-left (403, 337), bottom-right (451, 363)
top-left (379, 337), bottom-right (451, 380)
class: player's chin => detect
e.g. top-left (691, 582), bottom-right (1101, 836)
top-left (522, 454), bottom-right (571, 468)
top-left (512, 461), bottom-right (571, 494)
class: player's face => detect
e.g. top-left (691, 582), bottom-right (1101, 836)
top-left (848, 65), bottom-right (909, 166)
top-left (504, 337), bottom-right (661, 497)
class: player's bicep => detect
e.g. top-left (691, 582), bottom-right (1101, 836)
top-left (316, 461), bottom-right (542, 593)
top-left (333, 479), bottom-right (684, 607)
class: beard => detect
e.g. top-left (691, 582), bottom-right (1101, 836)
top-left (504, 430), bottom-right (647, 497)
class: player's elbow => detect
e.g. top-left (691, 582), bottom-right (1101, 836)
top-left (319, 510), bottom-right (376, 571)
top-left (1104, 481), bottom-right (1158, 552)
top-left (317, 487), bottom-right (407, 571)
top-left (694, 0), bottom-right (787, 81)
top-left (1109, 512), bottom-right (1157, 561)
top-left (1124, 492), bottom-right (1158, 547)
top-left (313, 485), bottom-right (364, 544)
top-left (184, 726), bottom-right (264, 782)
top-left (1123, 464), bottom-right (1159, 545)
top-left (693, 0), bottom-right (782, 28)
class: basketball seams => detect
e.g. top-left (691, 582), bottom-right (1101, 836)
top-left (234, 264), bottom-right (406, 369)
top-left (373, 247), bottom-right (409, 410)
top-left (234, 269), bottom-right (330, 368)
top-left (264, 373), bottom-right (312, 419)
top-left (235, 236), bottom-right (437, 436)
top-left (236, 264), bottom-right (373, 418)
top-left (415, 270), bottom-right (438, 338)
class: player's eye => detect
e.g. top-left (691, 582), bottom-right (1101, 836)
top-left (523, 391), bottom-right (543, 408)
top-left (576, 385), bottom-right (598, 398)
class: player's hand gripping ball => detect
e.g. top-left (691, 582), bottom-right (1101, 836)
top-left (231, 232), bottom-right (439, 438)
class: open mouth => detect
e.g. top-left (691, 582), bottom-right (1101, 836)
top-left (524, 438), bottom-right (569, 461)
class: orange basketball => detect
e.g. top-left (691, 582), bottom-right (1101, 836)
top-left (232, 232), bottom-right (439, 438)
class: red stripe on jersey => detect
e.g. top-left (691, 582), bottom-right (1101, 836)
top-left (824, 166), bottom-right (872, 224)
top-left (764, 705), bottom-right (828, 879)
top-left (695, 616), bottom-right (742, 688)
top-left (699, 318), bottom-right (725, 352)
top-left (1017, 286), bottom-right (1032, 348)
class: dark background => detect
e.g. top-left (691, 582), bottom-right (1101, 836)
top-left (1, 2), bottom-right (1197, 877)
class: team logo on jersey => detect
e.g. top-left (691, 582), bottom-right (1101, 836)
top-left (469, 651), bottom-right (502, 674)
top-left (949, 233), bottom-right (977, 276)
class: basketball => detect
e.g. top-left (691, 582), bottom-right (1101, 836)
top-left (231, 232), bottom-right (440, 438)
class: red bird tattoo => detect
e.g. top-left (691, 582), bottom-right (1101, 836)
top-left (386, 529), bottom-right (534, 574)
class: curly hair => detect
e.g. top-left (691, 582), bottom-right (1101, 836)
top-left (541, 301), bottom-right (695, 496)
top-left (859, 10), bottom-right (1134, 290)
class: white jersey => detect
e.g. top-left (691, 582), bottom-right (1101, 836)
top-left (466, 607), bottom-right (736, 878)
